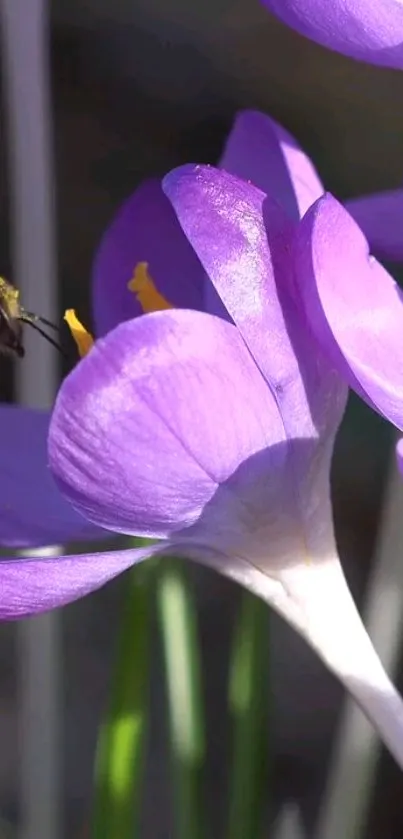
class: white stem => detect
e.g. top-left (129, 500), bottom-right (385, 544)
top-left (0, 3), bottom-right (62, 839)
top-left (276, 557), bottom-right (403, 770)
top-left (315, 453), bottom-right (403, 839)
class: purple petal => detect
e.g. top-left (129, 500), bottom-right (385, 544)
top-left (346, 189), bottom-right (403, 263)
top-left (0, 542), bottom-right (171, 619)
top-left (295, 193), bottom-right (403, 429)
top-left (396, 438), bottom-right (403, 476)
top-left (0, 540), bottom-right (281, 619)
top-left (0, 405), bottom-right (103, 548)
top-left (92, 179), bottom-right (205, 337)
top-left (220, 110), bottom-right (323, 220)
top-left (49, 310), bottom-right (285, 538)
top-left (163, 165), bottom-right (346, 452)
top-left (262, 0), bottom-right (403, 69)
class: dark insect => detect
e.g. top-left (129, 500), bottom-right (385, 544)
top-left (0, 277), bottom-right (62, 358)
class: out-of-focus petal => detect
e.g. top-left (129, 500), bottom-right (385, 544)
top-left (0, 544), bottom-right (154, 618)
top-left (163, 165), bottom-right (346, 454)
top-left (49, 310), bottom-right (286, 540)
top-left (295, 193), bottom-right (403, 430)
top-left (92, 179), bottom-right (205, 337)
top-left (220, 110), bottom-right (323, 219)
top-left (346, 189), bottom-right (403, 262)
top-left (0, 405), bottom-right (103, 548)
top-left (261, 0), bottom-right (403, 69)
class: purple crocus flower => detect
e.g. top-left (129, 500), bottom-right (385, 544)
top-left (1, 111), bottom-right (403, 765)
top-left (1, 157), bottom-right (403, 765)
top-left (261, 0), bottom-right (403, 69)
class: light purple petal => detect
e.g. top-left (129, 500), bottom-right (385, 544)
top-left (92, 179), bottom-right (205, 337)
top-left (0, 405), bottom-right (103, 548)
top-left (262, 0), bottom-right (403, 69)
top-left (295, 193), bottom-right (403, 430)
top-left (0, 544), bottom-right (154, 619)
top-left (49, 310), bottom-right (285, 539)
top-left (346, 189), bottom-right (403, 263)
top-left (0, 532), bottom-right (281, 620)
top-left (396, 438), bottom-right (403, 475)
top-left (220, 110), bottom-right (323, 219)
top-left (163, 165), bottom-right (346, 455)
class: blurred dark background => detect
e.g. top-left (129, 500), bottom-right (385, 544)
top-left (1, 0), bottom-right (403, 836)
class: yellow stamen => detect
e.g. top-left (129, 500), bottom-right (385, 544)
top-left (64, 309), bottom-right (94, 358)
top-left (127, 262), bottom-right (173, 313)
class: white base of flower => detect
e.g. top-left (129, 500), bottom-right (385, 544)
top-left (273, 557), bottom-right (403, 770)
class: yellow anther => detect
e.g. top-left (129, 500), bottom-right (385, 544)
top-left (127, 262), bottom-right (173, 313)
top-left (64, 309), bottom-right (94, 358)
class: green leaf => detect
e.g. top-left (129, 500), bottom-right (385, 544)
top-left (92, 561), bottom-right (154, 838)
top-left (227, 592), bottom-right (270, 839)
top-left (157, 559), bottom-right (206, 839)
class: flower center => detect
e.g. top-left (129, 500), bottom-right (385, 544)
top-left (64, 263), bottom-right (173, 358)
